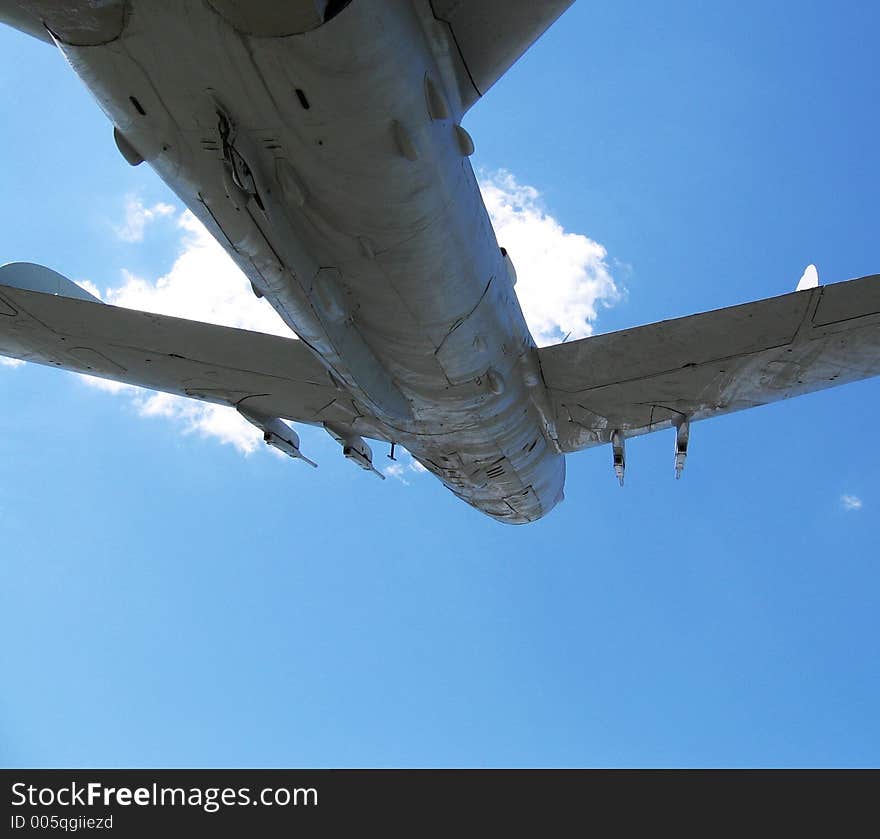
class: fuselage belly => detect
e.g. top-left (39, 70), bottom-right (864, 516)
top-left (40, 0), bottom-right (566, 522)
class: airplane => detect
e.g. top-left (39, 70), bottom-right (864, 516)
top-left (0, 1), bottom-right (878, 525)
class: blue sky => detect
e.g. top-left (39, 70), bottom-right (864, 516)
top-left (1, 2), bottom-right (878, 767)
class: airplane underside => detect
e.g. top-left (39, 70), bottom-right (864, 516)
top-left (1, 0), bottom-right (879, 524)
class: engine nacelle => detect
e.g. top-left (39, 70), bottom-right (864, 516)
top-left (261, 419), bottom-right (317, 467)
top-left (323, 424), bottom-right (385, 480)
top-left (342, 435), bottom-right (374, 471)
top-left (238, 408), bottom-right (317, 467)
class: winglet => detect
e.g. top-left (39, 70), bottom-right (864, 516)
top-left (796, 264), bottom-right (819, 291)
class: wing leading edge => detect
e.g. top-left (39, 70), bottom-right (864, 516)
top-left (0, 262), bottom-right (371, 437)
top-left (539, 273), bottom-right (880, 459)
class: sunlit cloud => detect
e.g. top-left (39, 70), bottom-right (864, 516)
top-left (383, 462), bottom-right (410, 484)
top-left (841, 494), bottom-right (863, 511)
top-left (82, 377), bottom-right (262, 453)
top-left (114, 196), bottom-right (175, 243)
top-left (479, 169), bottom-right (622, 346)
top-left (382, 451), bottom-right (429, 483)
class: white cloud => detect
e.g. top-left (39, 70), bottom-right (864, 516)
top-left (1, 357), bottom-right (24, 368)
top-left (83, 378), bottom-right (262, 453)
top-left (115, 196), bottom-right (175, 243)
top-left (140, 392), bottom-right (261, 452)
top-left (480, 170), bottom-right (621, 346)
top-left (841, 494), bottom-right (863, 511)
top-left (383, 462), bottom-right (410, 484)
top-left (383, 451), bottom-right (431, 484)
top-left (85, 379), bottom-right (262, 456)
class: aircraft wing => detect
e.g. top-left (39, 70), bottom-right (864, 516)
top-left (538, 274), bottom-right (880, 459)
top-left (0, 262), bottom-right (368, 435)
top-left (431, 0), bottom-right (574, 109)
